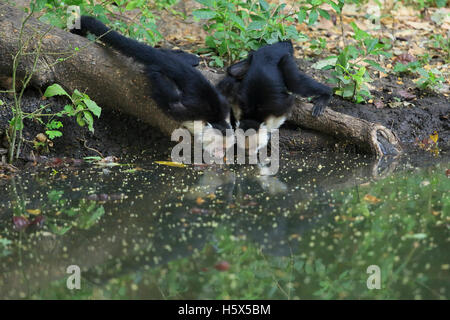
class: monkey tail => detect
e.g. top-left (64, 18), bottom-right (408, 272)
top-left (73, 16), bottom-right (163, 64)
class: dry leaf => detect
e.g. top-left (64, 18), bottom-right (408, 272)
top-left (388, 101), bottom-right (413, 108)
top-left (26, 209), bottom-right (41, 215)
top-left (396, 53), bottom-right (415, 64)
top-left (405, 21), bottom-right (432, 31)
top-left (429, 132), bottom-right (438, 144)
top-left (155, 161), bottom-right (186, 168)
top-left (396, 90), bottom-right (416, 100)
top-left (374, 100), bottom-right (385, 109)
top-left (363, 194), bottom-right (382, 204)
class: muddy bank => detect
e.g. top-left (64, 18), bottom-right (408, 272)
top-left (295, 59), bottom-right (450, 153)
top-left (0, 89), bottom-right (169, 162)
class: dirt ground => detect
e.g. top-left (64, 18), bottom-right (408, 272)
top-left (0, 89), bottom-right (169, 162)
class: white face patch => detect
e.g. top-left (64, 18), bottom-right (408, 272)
top-left (244, 123), bottom-right (269, 158)
top-left (181, 120), bottom-right (203, 135)
top-left (256, 123), bottom-right (270, 151)
top-left (232, 104), bottom-right (242, 121)
top-left (181, 121), bottom-right (234, 158)
top-left (203, 124), bottom-right (225, 158)
top-left (241, 115), bottom-right (285, 156)
top-left (264, 115), bottom-right (286, 131)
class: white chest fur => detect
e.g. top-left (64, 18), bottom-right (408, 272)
top-left (264, 115), bottom-right (286, 131)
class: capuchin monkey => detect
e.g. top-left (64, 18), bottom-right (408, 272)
top-left (218, 40), bottom-right (332, 153)
top-left (71, 16), bottom-right (234, 155)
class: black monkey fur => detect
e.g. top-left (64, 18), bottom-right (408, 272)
top-left (71, 16), bottom-right (231, 133)
top-left (218, 41), bottom-right (332, 131)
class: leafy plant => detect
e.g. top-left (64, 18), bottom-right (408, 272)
top-left (309, 37), bottom-right (327, 55)
top-left (297, 0), bottom-right (333, 26)
top-left (393, 60), bottom-right (422, 74)
top-left (415, 68), bottom-right (445, 91)
top-left (28, 0), bottom-right (180, 45)
top-left (193, 0), bottom-right (305, 66)
top-left (43, 83), bottom-right (101, 133)
top-left (45, 119), bottom-right (64, 140)
top-left (430, 34), bottom-right (450, 63)
top-left (5, 5), bottom-right (50, 163)
top-left (44, 189), bottom-right (106, 235)
top-left (0, 238), bottom-right (12, 258)
top-left (393, 57), bottom-right (445, 92)
top-left (18, 84), bottom-right (101, 153)
top-left (401, 0), bottom-right (447, 9)
top-left (318, 23), bottom-right (391, 103)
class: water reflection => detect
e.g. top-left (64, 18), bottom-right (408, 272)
top-left (0, 153), bottom-right (448, 299)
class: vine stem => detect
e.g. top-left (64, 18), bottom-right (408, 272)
top-left (339, 12), bottom-right (346, 49)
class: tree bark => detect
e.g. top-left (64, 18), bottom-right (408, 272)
top-left (0, 3), bottom-right (401, 156)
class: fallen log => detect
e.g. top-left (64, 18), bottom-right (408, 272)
top-left (0, 3), bottom-right (401, 157)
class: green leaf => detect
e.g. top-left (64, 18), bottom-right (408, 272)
top-left (418, 68), bottom-right (429, 77)
top-left (297, 8), bottom-right (307, 24)
top-left (76, 113), bottom-right (85, 127)
top-left (71, 89), bottom-right (84, 101)
top-left (205, 36), bottom-right (216, 49)
top-left (193, 9), bottom-right (216, 20)
top-left (436, 0), bottom-right (447, 7)
top-left (351, 22), bottom-right (370, 40)
top-left (83, 98), bottom-right (101, 117)
top-left (195, 0), bottom-right (214, 8)
top-left (247, 21), bottom-right (266, 31)
top-left (49, 223), bottom-right (72, 235)
top-left (125, 1), bottom-right (139, 10)
top-left (64, 104), bottom-right (75, 116)
top-left (47, 120), bottom-right (63, 130)
top-left (45, 130), bottom-right (63, 139)
top-left (318, 9), bottom-right (330, 20)
top-left (342, 85), bottom-right (354, 98)
top-left (48, 190), bottom-right (63, 202)
top-left (258, 0), bottom-right (270, 11)
top-left (9, 116), bottom-right (23, 130)
top-left (337, 52), bottom-right (348, 70)
top-left (315, 259), bottom-right (326, 274)
top-left (365, 59), bottom-right (386, 73)
top-left (404, 233), bottom-right (427, 240)
top-left (365, 38), bottom-right (378, 54)
top-left (44, 84), bottom-right (70, 98)
top-left (213, 56), bottom-right (224, 67)
top-left (311, 57), bottom-right (337, 70)
top-left (393, 62), bottom-right (408, 73)
top-left (76, 205), bottom-right (105, 229)
top-left (230, 13), bottom-right (245, 30)
top-left (329, 0), bottom-right (341, 13)
top-left (294, 260), bottom-right (305, 272)
top-left (308, 10), bottom-right (318, 26)
top-left (93, 4), bottom-right (105, 14)
top-left (84, 156), bottom-right (102, 161)
top-left (83, 111), bottom-right (94, 133)
top-left (305, 261), bottom-right (314, 274)
top-left (285, 25), bottom-right (301, 40)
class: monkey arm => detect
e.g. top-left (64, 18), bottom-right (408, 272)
top-left (278, 54), bottom-right (332, 117)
